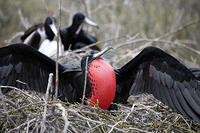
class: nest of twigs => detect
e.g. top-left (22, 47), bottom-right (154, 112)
top-left (1, 37), bottom-right (200, 133)
top-left (1, 89), bottom-right (200, 133)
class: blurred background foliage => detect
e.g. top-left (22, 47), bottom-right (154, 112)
top-left (0, 0), bottom-right (200, 65)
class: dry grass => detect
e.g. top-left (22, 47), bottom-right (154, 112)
top-left (1, 86), bottom-right (200, 132)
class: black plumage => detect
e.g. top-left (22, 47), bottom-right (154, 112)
top-left (21, 16), bottom-right (57, 49)
top-left (190, 68), bottom-right (200, 80)
top-left (115, 46), bottom-right (200, 122)
top-left (0, 44), bottom-right (82, 102)
top-left (60, 12), bottom-right (100, 51)
top-left (21, 23), bottom-right (43, 49)
top-left (0, 43), bottom-right (200, 122)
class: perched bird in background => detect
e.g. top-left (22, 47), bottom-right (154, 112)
top-left (21, 16), bottom-right (57, 49)
top-left (21, 13), bottom-right (99, 56)
top-left (20, 22), bottom-right (44, 49)
top-left (0, 43), bottom-right (200, 122)
top-left (38, 16), bottom-right (64, 57)
top-left (21, 16), bottom-right (64, 57)
top-left (60, 12), bottom-right (100, 51)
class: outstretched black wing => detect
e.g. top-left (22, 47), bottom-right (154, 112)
top-left (0, 43), bottom-right (82, 102)
top-left (115, 46), bottom-right (200, 122)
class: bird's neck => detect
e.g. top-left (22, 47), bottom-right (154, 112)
top-left (70, 23), bottom-right (83, 35)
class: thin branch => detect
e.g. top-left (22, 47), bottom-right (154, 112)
top-left (0, 87), bottom-right (17, 127)
top-left (128, 128), bottom-right (153, 133)
top-left (108, 103), bottom-right (135, 133)
top-left (6, 101), bottom-right (44, 115)
top-left (26, 117), bottom-right (31, 133)
top-left (18, 9), bottom-right (31, 29)
top-left (54, 103), bottom-right (69, 133)
top-left (69, 35), bottom-right (128, 54)
top-left (0, 85), bottom-right (35, 100)
top-left (158, 19), bottom-right (200, 40)
top-left (68, 109), bottom-right (126, 133)
top-left (82, 57), bottom-right (89, 104)
top-left (7, 118), bottom-right (37, 133)
top-left (4, 32), bottom-right (24, 44)
top-left (55, 0), bottom-right (62, 101)
top-left (0, 95), bottom-right (28, 117)
top-left (41, 73), bottom-right (53, 133)
top-left (113, 38), bottom-right (200, 56)
top-left (81, 0), bottom-right (89, 17)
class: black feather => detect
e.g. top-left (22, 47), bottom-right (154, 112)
top-left (116, 46), bottom-right (200, 122)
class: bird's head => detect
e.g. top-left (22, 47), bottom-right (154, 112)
top-left (72, 12), bottom-right (99, 35)
top-left (81, 46), bottom-right (112, 68)
top-left (44, 16), bottom-right (57, 40)
top-left (81, 46), bottom-right (116, 110)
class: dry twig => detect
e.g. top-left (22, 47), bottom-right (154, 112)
top-left (18, 9), bottom-right (31, 29)
top-left (82, 56), bottom-right (89, 104)
top-left (41, 73), bottom-right (53, 133)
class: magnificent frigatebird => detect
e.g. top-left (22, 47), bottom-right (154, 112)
top-left (20, 22), bottom-right (44, 49)
top-left (60, 12), bottom-right (100, 51)
top-left (0, 43), bottom-right (199, 122)
top-left (21, 16), bottom-right (64, 57)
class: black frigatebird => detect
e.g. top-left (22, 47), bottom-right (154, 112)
top-left (20, 22), bottom-right (44, 49)
top-left (0, 43), bottom-right (200, 122)
top-left (60, 12), bottom-right (100, 51)
top-left (21, 16), bottom-right (65, 57)
top-left (0, 44), bottom-right (114, 110)
top-left (20, 16), bottom-right (63, 57)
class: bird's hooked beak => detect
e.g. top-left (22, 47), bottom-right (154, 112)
top-left (84, 17), bottom-right (99, 29)
top-left (80, 46), bottom-right (112, 78)
top-left (92, 46), bottom-right (112, 60)
top-left (76, 17), bottom-right (99, 35)
top-left (81, 46), bottom-right (112, 69)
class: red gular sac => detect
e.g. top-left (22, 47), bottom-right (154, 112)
top-left (87, 58), bottom-right (116, 110)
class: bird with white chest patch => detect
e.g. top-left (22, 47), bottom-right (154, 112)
top-left (21, 16), bottom-right (64, 57)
